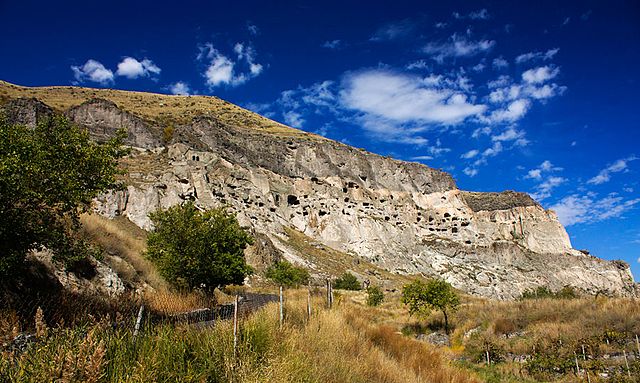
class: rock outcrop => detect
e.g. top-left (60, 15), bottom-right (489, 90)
top-left (2, 91), bottom-right (637, 300)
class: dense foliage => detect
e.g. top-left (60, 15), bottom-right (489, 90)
top-left (265, 260), bottom-right (310, 288)
top-left (146, 202), bottom-right (253, 290)
top-left (365, 286), bottom-right (384, 306)
top-left (519, 285), bottom-right (578, 300)
top-left (0, 115), bottom-right (126, 277)
top-left (401, 279), bottom-right (460, 334)
top-left (333, 272), bottom-right (362, 291)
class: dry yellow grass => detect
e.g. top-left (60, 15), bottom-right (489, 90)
top-left (0, 80), bottom-right (322, 141)
top-left (79, 213), bottom-right (167, 290)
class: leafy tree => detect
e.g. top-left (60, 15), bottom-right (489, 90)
top-left (265, 260), bottom-right (309, 288)
top-left (333, 272), bottom-right (361, 290)
top-left (366, 285), bottom-right (384, 306)
top-left (0, 115), bottom-right (126, 277)
top-left (146, 202), bottom-right (253, 290)
top-left (401, 279), bottom-right (460, 334)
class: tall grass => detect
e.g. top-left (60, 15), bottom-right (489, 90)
top-left (1, 288), bottom-right (479, 383)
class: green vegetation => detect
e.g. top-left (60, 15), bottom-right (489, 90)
top-left (520, 285), bottom-right (578, 300)
top-left (366, 286), bottom-right (384, 306)
top-left (265, 260), bottom-right (310, 287)
top-left (401, 279), bottom-right (460, 334)
top-left (0, 115), bottom-right (126, 277)
top-left (146, 202), bottom-right (253, 290)
top-left (334, 272), bottom-right (361, 291)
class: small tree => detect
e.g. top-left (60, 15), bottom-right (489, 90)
top-left (146, 202), bottom-right (253, 290)
top-left (265, 260), bottom-right (309, 288)
top-left (0, 115), bottom-right (126, 277)
top-left (366, 286), bottom-right (384, 306)
top-left (334, 272), bottom-right (361, 290)
top-left (401, 279), bottom-right (460, 334)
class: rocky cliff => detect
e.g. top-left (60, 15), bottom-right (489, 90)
top-left (1, 81), bottom-right (636, 299)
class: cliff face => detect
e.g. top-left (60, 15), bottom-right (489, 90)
top-left (2, 85), bottom-right (636, 300)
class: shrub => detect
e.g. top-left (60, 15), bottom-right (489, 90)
top-left (146, 202), bottom-right (253, 290)
top-left (333, 272), bottom-right (361, 291)
top-left (366, 286), bottom-right (384, 306)
top-left (265, 260), bottom-right (309, 287)
top-left (520, 286), bottom-right (578, 300)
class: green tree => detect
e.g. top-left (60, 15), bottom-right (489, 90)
top-left (265, 260), bottom-right (309, 288)
top-left (401, 279), bottom-right (460, 334)
top-left (333, 272), bottom-right (361, 290)
top-left (0, 115), bottom-right (126, 277)
top-left (146, 202), bottom-right (253, 290)
top-left (366, 285), bottom-right (384, 306)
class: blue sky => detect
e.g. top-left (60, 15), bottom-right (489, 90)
top-left (1, 0), bottom-right (639, 278)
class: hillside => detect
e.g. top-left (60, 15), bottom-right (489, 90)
top-left (1, 80), bottom-right (637, 299)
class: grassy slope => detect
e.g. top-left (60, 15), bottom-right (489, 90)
top-left (0, 80), bottom-right (322, 141)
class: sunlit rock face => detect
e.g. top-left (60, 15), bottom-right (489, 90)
top-left (4, 96), bottom-right (637, 300)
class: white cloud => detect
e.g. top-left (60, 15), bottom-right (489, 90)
top-left (423, 33), bottom-right (496, 63)
top-left (169, 81), bottom-right (191, 95)
top-left (526, 169), bottom-right (542, 180)
top-left (551, 194), bottom-right (640, 226)
top-left (247, 23), bottom-right (259, 35)
top-left (463, 167), bottom-right (479, 177)
top-left (71, 59), bottom-right (114, 85)
top-left (406, 60), bottom-right (430, 70)
top-left (412, 155), bottom-right (434, 161)
top-left (322, 40), bottom-right (342, 49)
top-left (200, 42), bottom-right (263, 87)
top-left (283, 111), bottom-right (305, 128)
top-left (371, 19), bottom-right (415, 41)
top-left (116, 57), bottom-right (161, 79)
top-left (461, 149), bottom-right (479, 159)
top-left (339, 69), bottom-right (486, 125)
top-left (522, 66), bottom-right (560, 84)
top-left (491, 126), bottom-right (526, 142)
top-left (515, 48), bottom-right (559, 64)
top-left (453, 9), bottom-right (490, 20)
top-left (530, 176), bottom-right (566, 201)
top-left (588, 156), bottom-right (638, 185)
top-left (492, 57), bottom-right (509, 69)
top-left (485, 99), bottom-right (530, 123)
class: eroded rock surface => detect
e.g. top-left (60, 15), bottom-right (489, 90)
top-left (5, 95), bottom-right (637, 300)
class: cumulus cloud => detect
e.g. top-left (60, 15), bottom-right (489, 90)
top-left (461, 149), bottom-right (479, 159)
top-left (423, 34), bottom-right (496, 63)
top-left (531, 176), bottom-right (567, 201)
top-left (515, 48), bottom-right (559, 64)
top-left (522, 66), bottom-right (560, 84)
top-left (283, 111), bottom-right (305, 128)
top-left (485, 99), bottom-right (530, 123)
top-left (169, 81), bottom-right (191, 95)
top-left (339, 69), bottom-right (486, 125)
top-left (116, 57), bottom-right (161, 79)
top-left (588, 156), bottom-right (638, 185)
top-left (551, 194), bottom-right (640, 226)
top-left (491, 126), bottom-right (527, 145)
top-left (199, 42), bottom-right (264, 88)
top-left (71, 59), bottom-right (114, 85)
top-left (492, 57), bottom-right (509, 69)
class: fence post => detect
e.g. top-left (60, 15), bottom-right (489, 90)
top-left (581, 344), bottom-right (586, 361)
top-left (636, 334), bottom-right (640, 356)
top-left (233, 295), bottom-right (238, 359)
top-left (133, 304), bottom-right (144, 339)
top-left (279, 286), bottom-right (284, 327)
top-left (574, 351), bottom-right (580, 375)
top-left (307, 282), bottom-right (312, 320)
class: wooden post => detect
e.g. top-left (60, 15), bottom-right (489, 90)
top-left (586, 370), bottom-right (591, 383)
top-left (574, 352), bottom-right (580, 375)
top-left (326, 279), bottom-right (332, 309)
top-left (623, 350), bottom-right (631, 377)
top-left (636, 334), bottom-right (640, 356)
top-left (279, 286), bottom-right (284, 327)
top-left (133, 304), bottom-right (144, 339)
top-left (581, 344), bottom-right (586, 360)
top-left (233, 295), bottom-right (238, 359)
top-left (485, 349), bottom-right (490, 366)
top-left (307, 282), bottom-right (311, 320)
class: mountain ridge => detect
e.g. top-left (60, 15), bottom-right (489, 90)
top-left (1, 80), bottom-right (636, 299)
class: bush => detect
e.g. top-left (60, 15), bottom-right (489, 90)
top-left (366, 286), bottom-right (384, 306)
top-left (520, 286), bottom-right (578, 300)
top-left (334, 272), bottom-right (361, 291)
top-left (146, 202), bottom-right (253, 290)
top-left (265, 260), bottom-right (309, 287)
